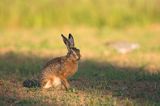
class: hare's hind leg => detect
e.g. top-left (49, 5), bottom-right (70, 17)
top-left (40, 77), bottom-right (53, 89)
top-left (41, 76), bottom-right (62, 89)
top-left (52, 76), bottom-right (61, 87)
top-left (42, 80), bottom-right (52, 89)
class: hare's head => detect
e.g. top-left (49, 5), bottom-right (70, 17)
top-left (61, 33), bottom-right (81, 61)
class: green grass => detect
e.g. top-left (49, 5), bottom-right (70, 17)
top-left (0, 0), bottom-right (160, 28)
top-left (0, 0), bottom-right (160, 104)
top-left (0, 51), bottom-right (160, 105)
top-left (1, 1), bottom-right (160, 104)
top-left (0, 25), bottom-right (160, 105)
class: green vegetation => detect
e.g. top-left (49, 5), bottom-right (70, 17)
top-left (0, 26), bottom-right (160, 105)
top-left (0, 0), bottom-right (160, 28)
top-left (0, 0), bottom-right (160, 105)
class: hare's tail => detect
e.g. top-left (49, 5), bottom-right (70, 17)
top-left (23, 79), bottom-right (40, 88)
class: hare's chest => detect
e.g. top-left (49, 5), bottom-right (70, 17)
top-left (63, 62), bottom-right (78, 77)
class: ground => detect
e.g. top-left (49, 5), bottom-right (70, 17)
top-left (0, 25), bottom-right (160, 105)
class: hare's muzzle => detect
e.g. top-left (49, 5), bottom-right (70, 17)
top-left (77, 54), bottom-right (81, 61)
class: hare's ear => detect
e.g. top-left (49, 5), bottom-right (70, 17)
top-left (61, 34), bottom-right (70, 51)
top-left (68, 33), bottom-right (74, 47)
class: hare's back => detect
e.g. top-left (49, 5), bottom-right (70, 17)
top-left (42, 57), bottom-right (64, 72)
top-left (40, 57), bottom-right (63, 82)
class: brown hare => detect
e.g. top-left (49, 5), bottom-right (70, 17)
top-left (23, 33), bottom-right (81, 90)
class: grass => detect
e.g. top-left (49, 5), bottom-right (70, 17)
top-left (1, 1), bottom-right (160, 105)
top-left (0, 25), bottom-right (160, 105)
top-left (0, 0), bottom-right (160, 28)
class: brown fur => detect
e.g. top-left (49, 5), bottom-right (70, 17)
top-left (39, 34), bottom-right (80, 90)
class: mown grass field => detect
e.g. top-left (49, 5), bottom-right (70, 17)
top-left (0, 25), bottom-right (160, 105)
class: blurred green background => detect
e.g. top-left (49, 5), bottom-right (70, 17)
top-left (0, 0), bottom-right (160, 29)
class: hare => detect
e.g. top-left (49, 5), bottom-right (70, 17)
top-left (39, 33), bottom-right (81, 90)
top-left (23, 33), bottom-right (80, 90)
